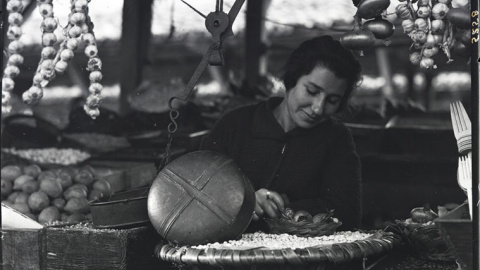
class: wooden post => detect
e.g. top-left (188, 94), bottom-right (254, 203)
top-left (243, 0), bottom-right (271, 97)
top-left (119, 0), bottom-right (153, 115)
top-left (375, 47), bottom-right (395, 99)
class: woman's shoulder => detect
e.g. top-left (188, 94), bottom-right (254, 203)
top-left (326, 117), bottom-right (352, 134)
top-left (220, 101), bottom-right (262, 120)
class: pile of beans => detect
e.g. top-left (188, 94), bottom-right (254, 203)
top-left (3, 148), bottom-right (90, 165)
top-left (192, 231), bottom-right (373, 250)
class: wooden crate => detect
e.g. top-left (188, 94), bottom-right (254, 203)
top-left (435, 203), bottom-right (473, 270)
top-left (44, 225), bottom-right (160, 270)
top-left (2, 204), bottom-right (163, 270)
top-left (2, 225), bottom-right (162, 270)
top-left (1, 228), bottom-right (46, 270)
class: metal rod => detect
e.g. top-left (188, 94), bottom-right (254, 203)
top-left (180, 0), bottom-right (206, 19)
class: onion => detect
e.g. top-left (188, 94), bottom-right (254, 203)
top-left (81, 33), bottom-right (96, 45)
top-left (55, 60), bottom-right (69, 74)
top-left (42, 33), bottom-right (57, 47)
top-left (424, 33), bottom-right (437, 48)
top-left (8, 54), bottom-right (24, 66)
top-left (2, 78), bottom-right (15, 92)
top-left (432, 3), bottom-right (449, 20)
top-left (419, 57), bottom-right (436, 69)
top-left (293, 210), bottom-right (312, 222)
top-left (363, 17), bottom-right (395, 39)
top-left (446, 8), bottom-right (470, 29)
top-left (395, 4), bottom-right (412, 20)
top-left (6, 0), bottom-right (23, 13)
top-left (41, 17), bottom-right (57, 33)
top-left (8, 40), bottom-right (24, 54)
top-left (68, 25), bottom-right (83, 38)
top-left (38, 3), bottom-right (53, 18)
top-left (41, 46), bottom-right (56, 59)
top-left (340, 28), bottom-right (376, 54)
top-left (69, 12), bottom-right (86, 26)
top-left (431, 19), bottom-right (445, 34)
top-left (7, 25), bottom-right (22, 40)
top-left (89, 71), bottom-right (103, 83)
top-left (423, 46), bottom-right (439, 58)
top-left (8, 12), bottom-right (23, 25)
top-left (356, 0), bottom-right (391, 19)
top-left (85, 45), bottom-right (98, 58)
top-left (416, 6), bottom-right (431, 18)
top-left (60, 49), bottom-right (75, 61)
top-left (4, 66), bottom-right (20, 78)
top-left (410, 30), bottom-right (427, 44)
top-left (2, 92), bottom-right (12, 105)
top-left (410, 203), bottom-right (438, 223)
top-left (401, 19), bottom-right (415, 33)
top-left (88, 83), bottom-right (103, 95)
top-left (66, 38), bottom-right (79, 50)
top-left (414, 18), bottom-right (428, 31)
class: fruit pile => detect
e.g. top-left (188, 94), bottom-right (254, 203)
top-left (395, 0), bottom-right (471, 69)
top-left (1, 163), bottom-right (112, 224)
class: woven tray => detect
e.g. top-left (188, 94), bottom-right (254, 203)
top-left (395, 220), bottom-right (456, 262)
top-left (154, 230), bottom-right (401, 267)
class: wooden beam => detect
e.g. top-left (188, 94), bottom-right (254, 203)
top-left (119, 0), bottom-right (153, 115)
top-left (243, 0), bottom-right (271, 97)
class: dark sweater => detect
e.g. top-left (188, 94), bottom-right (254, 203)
top-left (201, 97), bottom-right (362, 230)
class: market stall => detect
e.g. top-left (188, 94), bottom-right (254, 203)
top-left (1, 0), bottom-right (478, 269)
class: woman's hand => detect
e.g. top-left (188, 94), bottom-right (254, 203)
top-left (252, 188), bottom-right (285, 221)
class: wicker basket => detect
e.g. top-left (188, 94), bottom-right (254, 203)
top-left (155, 230), bottom-right (402, 268)
top-left (264, 210), bottom-right (342, 237)
top-left (396, 220), bottom-right (456, 262)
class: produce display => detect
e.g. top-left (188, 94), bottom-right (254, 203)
top-left (1, 163), bottom-right (112, 224)
top-left (341, 0), bottom-right (395, 55)
top-left (395, 203), bottom-right (456, 262)
top-left (264, 208), bottom-right (342, 237)
top-left (2, 147), bottom-right (91, 166)
top-left (405, 203), bottom-right (439, 224)
top-left (341, 0), bottom-right (471, 68)
top-left (2, 0), bottom-right (25, 114)
top-left (2, 0), bottom-right (104, 119)
top-left (191, 231), bottom-right (373, 250)
top-left (395, 0), bottom-right (471, 68)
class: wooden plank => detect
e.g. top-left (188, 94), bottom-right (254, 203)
top-left (1, 228), bottom-right (45, 270)
top-left (119, 0), bottom-right (153, 115)
top-left (44, 226), bottom-right (160, 270)
top-left (244, 0), bottom-right (271, 97)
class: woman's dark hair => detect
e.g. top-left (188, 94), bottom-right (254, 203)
top-left (281, 35), bottom-right (362, 111)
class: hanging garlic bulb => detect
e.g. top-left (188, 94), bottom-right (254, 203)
top-left (2, 0), bottom-right (25, 113)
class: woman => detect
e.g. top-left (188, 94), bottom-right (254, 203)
top-left (201, 35), bottom-right (363, 230)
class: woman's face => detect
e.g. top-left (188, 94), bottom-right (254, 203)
top-left (280, 66), bottom-right (348, 130)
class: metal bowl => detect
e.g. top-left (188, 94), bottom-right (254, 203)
top-left (90, 187), bottom-right (150, 229)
